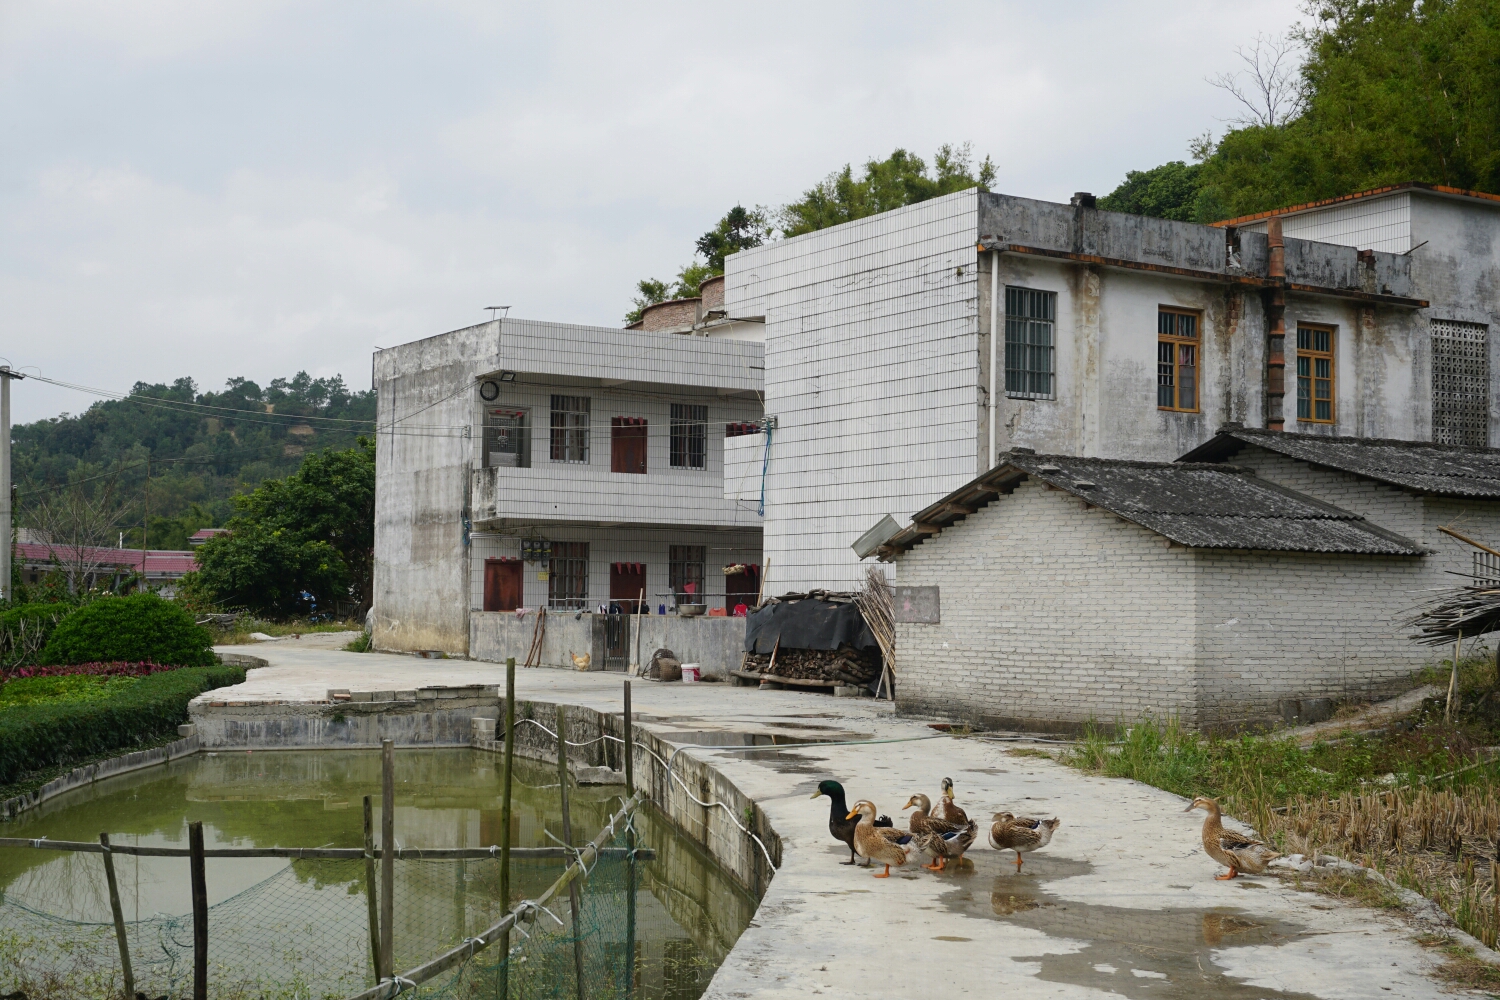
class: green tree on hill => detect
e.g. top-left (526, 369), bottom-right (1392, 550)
top-left (1103, 0), bottom-right (1500, 222)
top-left (188, 439), bottom-right (376, 617)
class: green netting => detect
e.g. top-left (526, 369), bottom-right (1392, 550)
top-left (0, 829), bottom-right (647, 1000)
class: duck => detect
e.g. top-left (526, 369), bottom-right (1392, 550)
top-left (903, 793), bottom-right (965, 838)
top-left (911, 817), bottom-right (977, 872)
top-left (989, 812), bottom-right (1060, 871)
top-left (1184, 796), bottom-right (1281, 879)
top-left (846, 800), bottom-right (915, 878)
top-left (812, 780), bottom-right (894, 866)
top-left (934, 777), bottom-right (969, 825)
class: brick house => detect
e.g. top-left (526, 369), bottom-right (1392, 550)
top-left (875, 445), bottom-right (1500, 731)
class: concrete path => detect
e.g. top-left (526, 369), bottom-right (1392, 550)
top-left (212, 645), bottom-right (1455, 998)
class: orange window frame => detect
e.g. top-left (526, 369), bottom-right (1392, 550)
top-left (1296, 324), bottom-right (1336, 424)
top-left (1157, 307), bottom-right (1201, 413)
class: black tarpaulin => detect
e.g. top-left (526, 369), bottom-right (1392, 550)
top-left (743, 597), bottom-right (876, 654)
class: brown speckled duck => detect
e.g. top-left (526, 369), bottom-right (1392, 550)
top-left (989, 812), bottom-right (1059, 871)
top-left (934, 777), bottom-right (969, 825)
top-left (846, 800), bottom-right (915, 878)
top-left (1184, 796), bottom-right (1281, 879)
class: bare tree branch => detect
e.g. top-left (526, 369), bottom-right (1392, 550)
top-left (1208, 33), bottom-right (1307, 129)
top-left (21, 464), bottom-right (134, 593)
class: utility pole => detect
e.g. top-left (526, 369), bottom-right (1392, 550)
top-left (0, 366), bottom-right (24, 603)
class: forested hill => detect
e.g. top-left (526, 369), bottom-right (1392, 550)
top-left (15, 373), bottom-right (375, 550)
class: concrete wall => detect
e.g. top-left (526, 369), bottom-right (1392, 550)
top-left (725, 190), bottom-right (983, 593)
top-left (891, 476), bottom-right (1440, 731)
top-left (471, 611), bottom-right (746, 675)
top-left (190, 686), bottom-right (500, 748)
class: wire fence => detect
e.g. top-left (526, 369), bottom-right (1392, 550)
top-left (0, 806), bottom-right (648, 1000)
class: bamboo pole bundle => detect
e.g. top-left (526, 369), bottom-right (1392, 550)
top-left (855, 566), bottom-right (896, 699)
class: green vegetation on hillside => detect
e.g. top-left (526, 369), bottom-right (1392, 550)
top-left (1102, 0), bottom-right (1500, 221)
top-left (625, 143), bottom-right (995, 322)
top-left (187, 439), bottom-right (376, 617)
top-left (13, 372), bottom-right (374, 554)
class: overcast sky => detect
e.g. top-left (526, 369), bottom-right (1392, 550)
top-left (1, 0), bottom-right (1305, 425)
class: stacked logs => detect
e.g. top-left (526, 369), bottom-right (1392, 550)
top-left (745, 643), bottom-right (881, 686)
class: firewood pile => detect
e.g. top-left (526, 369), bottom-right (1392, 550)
top-left (746, 643), bottom-right (881, 685)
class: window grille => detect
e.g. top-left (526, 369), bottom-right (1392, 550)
top-left (1296, 325), bottom-right (1336, 423)
top-left (483, 407), bottom-right (530, 468)
top-left (1157, 309), bottom-right (1199, 412)
top-left (1432, 319), bottom-right (1489, 447)
top-left (1005, 287), bottom-right (1055, 399)
top-left (1475, 551), bottom-right (1500, 587)
top-left (669, 545), bottom-right (706, 604)
top-left (548, 542), bottom-right (589, 609)
top-left (670, 404), bottom-right (708, 469)
top-left (549, 395), bottom-right (590, 463)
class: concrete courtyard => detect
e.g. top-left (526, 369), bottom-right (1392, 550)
top-left (208, 642), bottom-right (1461, 999)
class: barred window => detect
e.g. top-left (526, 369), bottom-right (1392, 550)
top-left (483, 407), bottom-right (530, 468)
top-left (669, 545), bottom-right (705, 604)
top-left (670, 403), bottom-right (708, 469)
top-left (548, 542), bottom-right (589, 609)
top-left (1432, 319), bottom-right (1489, 447)
top-left (1296, 325), bottom-right (1335, 423)
top-left (1475, 551), bottom-right (1500, 587)
top-left (549, 395), bottom-right (590, 463)
top-left (1157, 308), bottom-right (1199, 412)
top-left (1005, 287), bottom-right (1055, 399)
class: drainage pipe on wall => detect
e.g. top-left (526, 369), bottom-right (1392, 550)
top-left (989, 251), bottom-right (1000, 469)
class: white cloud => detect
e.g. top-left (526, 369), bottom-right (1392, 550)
top-left (1, 0), bottom-right (1306, 423)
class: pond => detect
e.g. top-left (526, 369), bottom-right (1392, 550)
top-left (0, 748), bottom-right (757, 1000)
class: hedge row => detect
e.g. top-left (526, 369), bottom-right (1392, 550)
top-left (0, 664), bottom-right (245, 788)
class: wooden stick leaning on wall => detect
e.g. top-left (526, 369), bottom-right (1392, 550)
top-left (189, 820), bottom-right (208, 1000)
top-left (555, 706), bottom-right (587, 1000)
top-left (99, 832), bottom-right (134, 1000)
top-left (524, 608), bottom-right (547, 667)
top-left (1449, 631), bottom-right (1463, 722)
top-left (363, 796), bottom-right (382, 981)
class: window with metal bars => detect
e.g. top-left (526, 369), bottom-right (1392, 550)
top-left (1157, 308), bottom-right (1199, 412)
top-left (670, 403), bottom-right (708, 469)
top-left (1296, 325), bottom-right (1335, 423)
top-left (1476, 551), bottom-right (1500, 587)
top-left (669, 545), bottom-right (705, 604)
top-left (548, 542), bottom-right (589, 609)
top-left (549, 395), bottom-right (590, 463)
top-left (1432, 319), bottom-right (1489, 447)
top-left (1005, 287), bottom-right (1055, 399)
top-left (482, 407), bottom-right (530, 468)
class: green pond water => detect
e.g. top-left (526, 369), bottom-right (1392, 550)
top-left (0, 748), bottom-right (756, 1000)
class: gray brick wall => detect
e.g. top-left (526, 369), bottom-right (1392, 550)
top-left (893, 476), bottom-right (1452, 731)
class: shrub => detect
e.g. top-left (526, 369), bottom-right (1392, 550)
top-left (0, 673), bottom-right (138, 707)
top-left (39, 594), bottom-right (216, 667)
top-left (0, 602), bottom-right (76, 671)
top-left (0, 663), bottom-right (244, 787)
top-left (9, 661), bottom-right (181, 680)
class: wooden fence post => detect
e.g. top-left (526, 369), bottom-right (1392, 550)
top-left (380, 739), bottom-right (395, 981)
top-left (623, 681), bottom-right (633, 796)
top-left (99, 833), bottom-right (134, 1000)
top-left (363, 795), bottom-right (381, 981)
top-left (188, 820), bottom-right (208, 1000)
top-left (499, 657), bottom-right (516, 998)
top-left (556, 706), bottom-right (586, 1000)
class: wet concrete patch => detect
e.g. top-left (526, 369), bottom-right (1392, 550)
top-left (935, 854), bottom-right (1318, 1000)
top-left (656, 730), bottom-right (858, 775)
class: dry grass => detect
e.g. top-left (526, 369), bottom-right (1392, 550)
top-left (1267, 785), bottom-right (1500, 947)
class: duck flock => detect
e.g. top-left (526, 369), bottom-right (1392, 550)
top-left (812, 778), bottom-right (1280, 880)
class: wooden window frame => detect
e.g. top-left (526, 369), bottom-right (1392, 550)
top-left (610, 416), bottom-right (648, 474)
top-left (1156, 307), bottom-right (1201, 413)
top-left (1296, 324), bottom-right (1336, 424)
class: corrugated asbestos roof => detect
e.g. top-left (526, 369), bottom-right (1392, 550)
top-left (1179, 427), bottom-right (1500, 499)
top-left (878, 453), bottom-right (1422, 559)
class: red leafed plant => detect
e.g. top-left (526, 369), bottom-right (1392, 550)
top-left (8, 661), bottom-right (178, 680)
